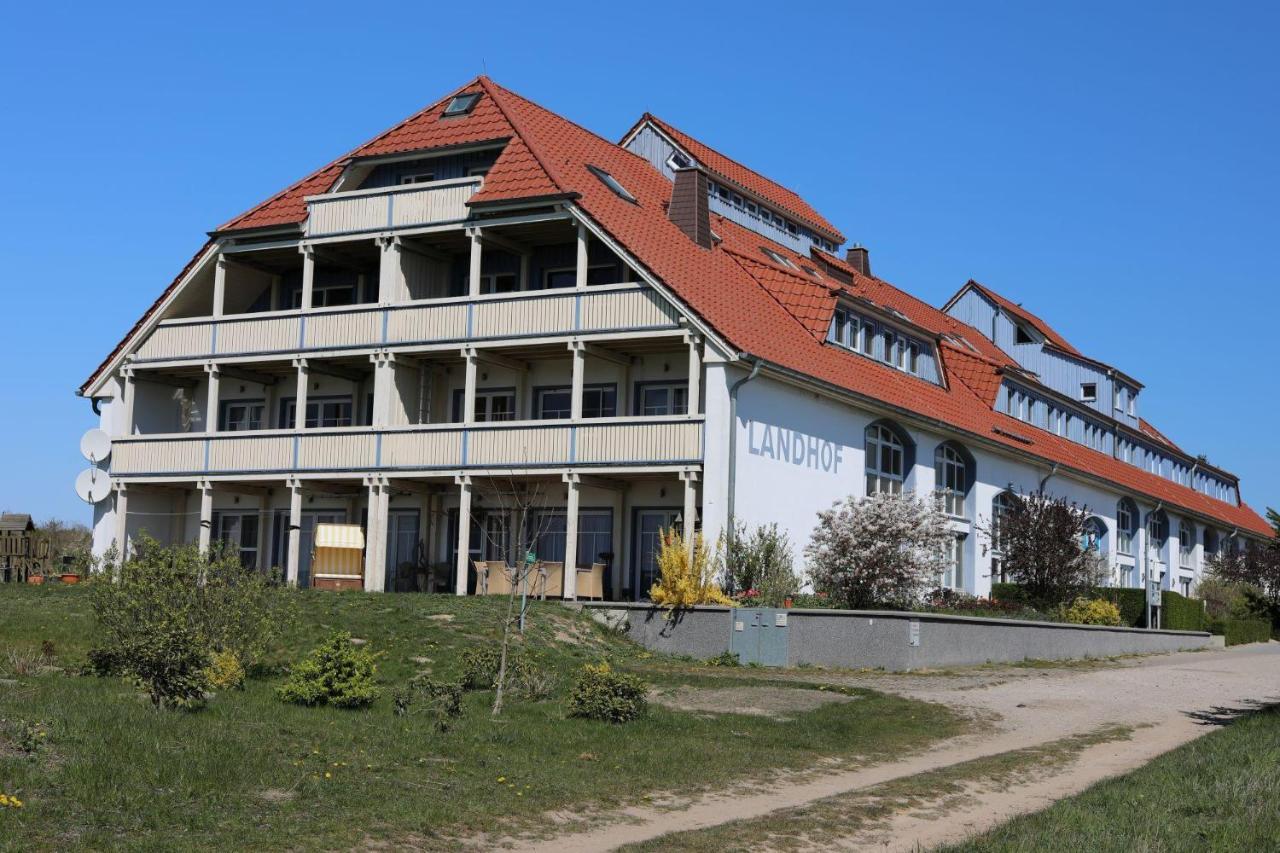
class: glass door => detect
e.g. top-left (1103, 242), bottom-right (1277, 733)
top-left (633, 509), bottom-right (681, 599)
top-left (385, 510), bottom-right (421, 592)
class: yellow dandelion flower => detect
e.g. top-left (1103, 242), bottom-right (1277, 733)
top-left (324, 772), bottom-right (332, 779)
top-left (497, 776), bottom-right (505, 783)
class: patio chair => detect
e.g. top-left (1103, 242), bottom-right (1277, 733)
top-left (472, 559), bottom-right (490, 594)
top-left (484, 561), bottom-right (514, 596)
top-left (538, 561), bottom-right (564, 599)
top-left (576, 563), bottom-right (605, 601)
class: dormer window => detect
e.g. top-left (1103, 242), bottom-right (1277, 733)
top-left (1080, 383), bottom-right (1097, 402)
top-left (666, 150), bottom-right (692, 171)
top-left (443, 93), bottom-right (481, 117)
top-left (829, 306), bottom-right (930, 379)
top-left (1014, 323), bottom-right (1035, 345)
top-left (587, 165), bottom-right (637, 203)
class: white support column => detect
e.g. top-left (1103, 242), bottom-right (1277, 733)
top-left (114, 483), bottom-right (129, 556)
top-left (293, 359), bottom-right (310, 430)
top-left (299, 245), bottom-right (315, 310)
top-left (364, 478), bottom-right (389, 592)
top-left (563, 473), bottom-right (580, 600)
top-left (611, 486), bottom-right (626, 601)
top-left (197, 482), bottom-right (214, 552)
top-left (569, 341), bottom-right (585, 420)
top-left (461, 348), bottom-right (478, 424)
top-left (468, 230), bottom-right (483, 297)
top-left (686, 333), bottom-right (702, 416)
top-left (212, 254), bottom-right (228, 319)
top-left (455, 476), bottom-right (473, 595)
top-left (369, 352), bottom-right (394, 427)
top-left (378, 236), bottom-right (404, 304)
top-left (204, 364), bottom-right (220, 434)
top-left (286, 479), bottom-right (303, 586)
top-left (575, 222), bottom-right (589, 288)
top-left (681, 470), bottom-right (699, 563)
top-left (119, 369), bottom-right (136, 437)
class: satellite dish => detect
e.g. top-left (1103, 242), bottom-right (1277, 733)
top-left (81, 428), bottom-right (112, 463)
top-left (75, 468), bottom-right (112, 504)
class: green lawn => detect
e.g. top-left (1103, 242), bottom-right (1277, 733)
top-left (0, 585), bottom-right (964, 851)
top-left (946, 705), bottom-right (1280, 852)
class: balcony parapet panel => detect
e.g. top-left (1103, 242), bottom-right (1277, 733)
top-left (131, 284), bottom-right (682, 364)
top-left (110, 417), bottom-right (704, 477)
top-left (304, 177), bottom-right (481, 239)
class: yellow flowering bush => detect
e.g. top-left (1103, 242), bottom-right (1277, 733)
top-left (204, 649), bottom-right (246, 690)
top-left (0, 793), bottom-right (23, 809)
top-left (1062, 597), bottom-right (1123, 626)
top-left (649, 529), bottom-right (733, 609)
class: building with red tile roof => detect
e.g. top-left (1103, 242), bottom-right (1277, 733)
top-left (79, 76), bottom-right (1270, 603)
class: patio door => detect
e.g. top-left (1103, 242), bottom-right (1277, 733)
top-left (385, 510), bottom-right (420, 592)
top-left (633, 509), bottom-right (681, 599)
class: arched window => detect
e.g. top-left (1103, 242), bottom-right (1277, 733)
top-left (1178, 519), bottom-right (1195, 566)
top-left (1146, 509), bottom-right (1169, 554)
top-left (990, 491), bottom-right (1015, 582)
top-left (1116, 498), bottom-right (1138, 555)
top-left (865, 421), bottom-right (909, 495)
top-left (934, 442), bottom-right (972, 517)
top-left (1082, 517), bottom-right (1107, 554)
top-left (1204, 527), bottom-right (1221, 559)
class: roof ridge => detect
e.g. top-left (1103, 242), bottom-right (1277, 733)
top-left (476, 77), bottom-right (567, 196)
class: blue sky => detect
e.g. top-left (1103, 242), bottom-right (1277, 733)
top-left (1, 1), bottom-right (1276, 524)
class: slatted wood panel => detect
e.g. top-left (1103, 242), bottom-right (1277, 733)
top-left (579, 289), bottom-right (680, 331)
top-left (380, 429), bottom-right (464, 468)
top-left (296, 432), bottom-right (376, 469)
top-left (136, 324), bottom-right (211, 361)
top-left (390, 183), bottom-right (475, 228)
top-left (206, 436), bottom-right (293, 472)
top-left (472, 296), bottom-right (575, 338)
top-left (112, 439), bottom-right (205, 475)
top-left (216, 316), bottom-right (301, 355)
top-left (385, 303), bottom-right (468, 344)
top-left (575, 421), bottom-right (702, 463)
top-left (306, 194), bottom-right (388, 237)
top-left (304, 310), bottom-right (382, 349)
top-left (468, 426), bottom-right (572, 466)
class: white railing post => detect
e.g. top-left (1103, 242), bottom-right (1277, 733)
top-left (212, 255), bottom-right (228, 319)
top-left (569, 341), bottom-right (585, 420)
top-left (114, 483), bottom-right (129, 557)
top-left (681, 470), bottom-right (699, 563)
top-left (299, 245), bottom-right (315, 310)
top-left (468, 229), bottom-right (483, 298)
top-left (364, 477), bottom-right (389, 592)
top-left (378, 236), bottom-right (404, 304)
top-left (119, 369), bottom-right (136, 437)
top-left (462, 348), bottom-right (478, 425)
top-left (293, 358), bottom-right (310, 430)
top-left (686, 332), bottom-right (702, 416)
top-left (576, 222), bottom-right (589, 289)
top-left (198, 481), bottom-right (214, 552)
top-left (204, 364), bottom-right (220, 434)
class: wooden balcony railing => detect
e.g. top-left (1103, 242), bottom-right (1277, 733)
top-left (110, 417), bottom-right (704, 478)
top-left (304, 177), bottom-right (481, 238)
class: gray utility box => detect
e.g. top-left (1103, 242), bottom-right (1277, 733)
top-left (730, 608), bottom-right (790, 666)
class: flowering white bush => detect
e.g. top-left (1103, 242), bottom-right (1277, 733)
top-left (805, 492), bottom-right (953, 609)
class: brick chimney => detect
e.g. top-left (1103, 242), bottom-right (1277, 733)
top-left (845, 244), bottom-right (871, 276)
top-left (668, 167), bottom-right (712, 249)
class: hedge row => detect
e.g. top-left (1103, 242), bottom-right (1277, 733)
top-left (989, 583), bottom-right (1205, 631)
top-left (1208, 617), bottom-right (1272, 646)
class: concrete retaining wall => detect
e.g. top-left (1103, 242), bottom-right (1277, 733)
top-left (584, 604), bottom-right (1215, 671)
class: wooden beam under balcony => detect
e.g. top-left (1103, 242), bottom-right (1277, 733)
top-left (304, 361), bottom-right (368, 383)
top-left (218, 365), bottom-right (279, 387)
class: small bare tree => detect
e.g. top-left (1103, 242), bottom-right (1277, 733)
top-left (977, 489), bottom-right (1105, 608)
top-left (469, 474), bottom-right (558, 717)
top-left (805, 492), bottom-right (953, 609)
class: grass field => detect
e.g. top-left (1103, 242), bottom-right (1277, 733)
top-left (0, 584), bottom-right (963, 851)
top-left (945, 704), bottom-right (1280, 852)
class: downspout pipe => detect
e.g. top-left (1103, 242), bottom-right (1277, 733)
top-left (725, 357), bottom-right (761, 538)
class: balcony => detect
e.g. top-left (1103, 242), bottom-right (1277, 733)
top-left (130, 284), bottom-right (684, 363)
top-left (304, 177), bottom-right (481, 239)
top-left (109, 417), bottom-right (705, 477)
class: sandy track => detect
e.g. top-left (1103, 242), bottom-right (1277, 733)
top-left (510, 643), bottom-right (1280, 852)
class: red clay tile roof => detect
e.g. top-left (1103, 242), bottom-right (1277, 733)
top-left (631, 114), bottom-right (845, 243)
top-left (84, 77), bottom-right (1269, 537)
top-left (1137, 417), bottom-right (1184, 453)
top-left (959, 280), bottom-right (1085, 358)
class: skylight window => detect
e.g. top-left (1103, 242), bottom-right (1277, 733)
top-left (760, 247), bottom-right (797, 269)
top-left (443, 93), bottom-right (481, 117)
top-left (587, 165), bottom-right (637, 203)
top-left (666, 150), bottom-right (692, 171)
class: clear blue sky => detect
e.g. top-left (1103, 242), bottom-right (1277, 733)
top-left (2, 1), bottom-right (1276, 525)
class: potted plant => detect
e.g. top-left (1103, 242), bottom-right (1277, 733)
top-left (57, 555), bottom-right (82, 584)
top-left (26, 570), bottom-right (45, 585)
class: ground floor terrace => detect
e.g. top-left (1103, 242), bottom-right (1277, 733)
top-left (100, 468), bottom-right (702, 601)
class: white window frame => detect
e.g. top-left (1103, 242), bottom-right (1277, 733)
top-left (399, 172), bottom-right (436, 185)
top-left (1080, 382), bottom-right (1098, 403)
top-left (865, 423), bottom-right (906, 496)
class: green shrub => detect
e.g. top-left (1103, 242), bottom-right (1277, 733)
top-left (1096, 588), bottom-right (1149, 627)
top-left (129, 620), bottom-right (209, 710)
top-left (460, 647), bottom-right (500, 690)
top-left (726, 522), bottom-right (799, 607)
top-left (1208, 617), bottom-right (1272, 646)
top-left (704, 650), bottom-right (741, 667)
top-left (459, 646), bottom-right (549, 697)
top-left (567, 662), bottom-right (647, 723)
top-left (392, 675), bottom-right (465, 730)
top-left (277, 631), bottom-right (379, 709)
top-left (1061, 597), bottom-right (1123, 626)
top-left (1161, 590), bottom-right (1206, 631)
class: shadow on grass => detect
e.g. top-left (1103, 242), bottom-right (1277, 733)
top-left (1184, 698), bottom-right (1280, 727)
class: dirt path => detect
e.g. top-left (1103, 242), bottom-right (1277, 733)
top-left (511, 643), bottom-right (1280, 852)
